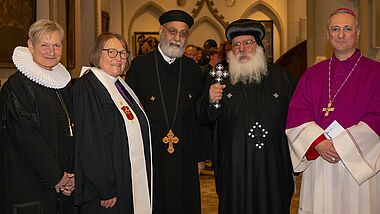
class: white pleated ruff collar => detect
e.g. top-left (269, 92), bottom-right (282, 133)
top-left (12, 46), bottom-right (71, 89)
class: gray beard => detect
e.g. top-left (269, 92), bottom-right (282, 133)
top-left (159, 37), bottom-right (185, 58)
top-left (228, 46), bottom-right (268, 85)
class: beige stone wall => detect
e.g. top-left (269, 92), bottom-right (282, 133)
top-left (122, 0), bottom-right (302, 62)
top-left (307, 0), bottom-right (380, 66)
top-left (287, 0), bottom-right (307, 48)
top-left (1, 0), bottom-right (378, 83)
top-left (0, 0), bottom-right (298, 81)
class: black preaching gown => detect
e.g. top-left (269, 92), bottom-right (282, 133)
top-left (198, 63), bottom-right (294, 214)
top-left (72, 71), bottom-right (151, 214)
top-left (127, 51), bottom-right (210, 214)
top-left (0, 71), bottom-right (74, 214)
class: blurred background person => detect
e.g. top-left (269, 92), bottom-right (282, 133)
top-left (220, 40), bottom-right (232, 67)
top-left (200, 47), bottom-right (222, 83)
top-left (73, 32), bottom-right (152, 213)
top-left (184, 44), bottom-right (198, 62)
top-left (198, 39), bottom-right (218, 66)
top-left (207, 47), bottom-right (222, 70)
top-left (196, 46), bottom-right (203, 64)
top-left (0, 19), bottom-right (74, 214)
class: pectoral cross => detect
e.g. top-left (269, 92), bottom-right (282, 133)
top-left (68, 117), bottom-right (74, 137)
top-left (162, 129), bottom-right (179, 154)
top-left (248, 122), bottom-right (268, 150)
top-left (322, 102), bottom-right (335, 116)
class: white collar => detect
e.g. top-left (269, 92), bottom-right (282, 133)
top-left (158, 45), bottom-right (176, 64)
top-left (106, 72), bottom-right (118, 83)
top-left (80, 66), bottom-right (118, 83)
top-left (12, 46), bottom-right (71, 89)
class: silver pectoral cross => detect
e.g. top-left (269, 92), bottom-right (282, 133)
top-left (210, 63), bottom-right (229, 109)
top-left (248, 122), bottom-right (268, 149)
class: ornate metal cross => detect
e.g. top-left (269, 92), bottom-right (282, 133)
top-left (209, 63), bottom-right (229, 109)
top-left (162, 129), bottom-right (179, 154)
top-left (322, 102), bottom-right (335, 116)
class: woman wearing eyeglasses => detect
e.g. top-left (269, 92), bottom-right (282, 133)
top-left (72, 32), bottom-right (153, 214)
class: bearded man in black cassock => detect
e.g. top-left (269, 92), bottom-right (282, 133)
top-left (126, 10), bottom-right (210, 214)
top-left (198, 19), bottom-right (294, 214)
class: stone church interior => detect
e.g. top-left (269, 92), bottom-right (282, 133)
top-left (0, 0), bottom-right (379, 213)
top-left (0, 0), bottom-right (379, 82)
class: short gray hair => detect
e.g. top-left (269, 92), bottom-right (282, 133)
top-left (28, 19), bottom-right (64, 44)
top-left (328, 8), bottom-right (360, 30)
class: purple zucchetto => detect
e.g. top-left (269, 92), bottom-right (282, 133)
top-left (159, 10), bottom-right (194, 28)
top-left (331, 8), bottom-right (356, 18)
top-left (225, 19), bottom-right (265, 49)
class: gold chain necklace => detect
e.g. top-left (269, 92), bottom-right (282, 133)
top-left (322, 54), bottom-right (362, 116)
top-left (56, 91), bottom-right (74, 136)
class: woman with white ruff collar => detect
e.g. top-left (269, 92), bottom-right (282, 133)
top-left (72, 32), bottom-right (152, 214)
top-left (0, 20), bottom-right (75, 214)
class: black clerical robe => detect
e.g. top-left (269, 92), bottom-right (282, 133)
top-left (198, 63), bottom-right (294, 214)
top-left (127, 51), bottom-right (210, 214)
top-left (72, 71), bottom-right (151, 213)
top-left (0, 71), bottom-right (74, 214)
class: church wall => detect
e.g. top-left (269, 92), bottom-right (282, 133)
top-left (123, 0), bottom-right (294, 62)
top-left (0, 0), bottom-right (299, 81)
top-left (287, 0), bottom-right (307, 47)
top-left (1, 0), bottom-right (378, 83)
top-left (76, 0), bottom-right (98, 77)
top-left (0, 0), bottom-right (84, 80)
top-left (0, 0), bottom-right (54, 83)
top-left (308, 0), bottom-right (352, 65)
top-left (359, 0), bottom-right (380, 60)
top-left (308, 0), bottom-right (380, 66)
top-left (102, 0), bottom-right (123, 34)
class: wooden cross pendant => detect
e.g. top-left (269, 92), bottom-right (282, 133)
top-left (322, 102), bottom-right (335, 116)
top-left (162, 129), bottom-right (179, 154)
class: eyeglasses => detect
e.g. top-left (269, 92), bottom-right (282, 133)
top-left (231, 39), bottom-right (256, 49)
top-left (162, 25), bottom-right (189, 38)
top-left (102, 48), bottom-right (130, 59)
top-left (328, 25), bottom-right (357, 35)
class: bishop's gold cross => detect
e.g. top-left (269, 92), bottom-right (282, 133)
top-left (322, 102), bottom-right (335, 116)
top-left (162, 129), bottom-right (179, 154)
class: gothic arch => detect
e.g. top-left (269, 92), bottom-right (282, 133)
top-left (191, 0), bottom-right (229, 28)
top-left (241, 2), bottom-right (285, 54)
top-left (127, 2), bottom-right (165, 41)
top-left (191, 16), bottom-right (225, 42)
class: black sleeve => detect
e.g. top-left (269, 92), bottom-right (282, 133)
top-left (191, 63), bottom-right (213, 161)
top-left (196, 70), bottom-right (223, 126)
top-left (1, 77), bottom-right (63, 188)
top-left (125, 57), bottom-right (142, 93)
top-left (72, 75), bottom-right (116, 200)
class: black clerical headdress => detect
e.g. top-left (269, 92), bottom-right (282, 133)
top-left (225, 19), bottom-right (265, 49)
top-left (159, 10), bottom-right (194, 28)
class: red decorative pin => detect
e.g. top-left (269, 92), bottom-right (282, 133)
top-left (121, 106), bottom-right (134, 120)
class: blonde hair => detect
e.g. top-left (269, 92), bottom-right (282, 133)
top-left (28, 19), bottom-right (64, 44)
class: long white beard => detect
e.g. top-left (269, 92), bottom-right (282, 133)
top-left (160, 37), bottom-right (185, 58)
top-left (228, 46), bottom-right (268, 85)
